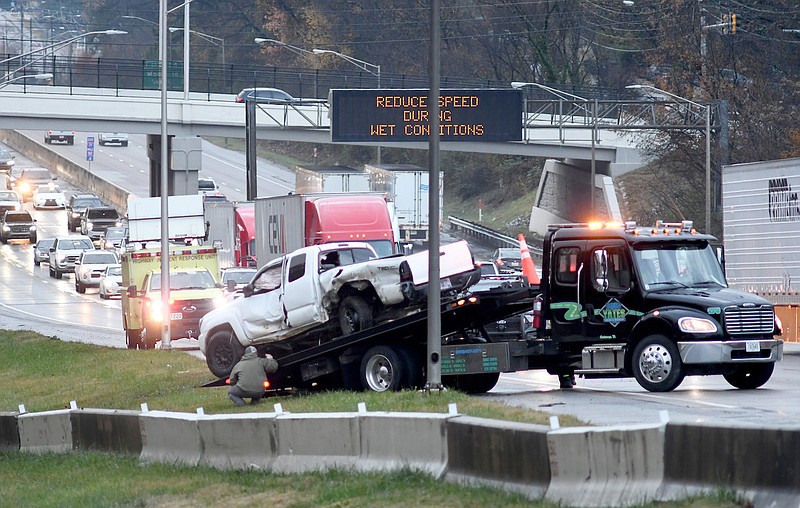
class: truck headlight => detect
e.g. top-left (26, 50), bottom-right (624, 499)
top-left (29, 225), bottom-right (36, 232)
top-left (1, 225), bottom-right (9, 233)
top-left (86, 222), bottom-right (94, 231)
top-left (72, 212), bottom-right (80, 218)
top-left (678, 317), bottom-right (718, 333)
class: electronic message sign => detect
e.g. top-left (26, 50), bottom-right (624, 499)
top-left (330, 89), bottom-right (522, 143)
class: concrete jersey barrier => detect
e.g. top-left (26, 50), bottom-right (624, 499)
top-left (5, 407), bottom-right (800, 507)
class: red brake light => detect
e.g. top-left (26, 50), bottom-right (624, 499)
top-left (263, 379), bottom-right (270, 389)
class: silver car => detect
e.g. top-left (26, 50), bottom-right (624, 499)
top-left (74, 250), bottom-right (120, 293)
top-left (98, 264), bottom-right (123, 299)
top-left (33, 238), bottom-right (55, 267)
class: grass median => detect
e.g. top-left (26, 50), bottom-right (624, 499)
top-left (0, 331), bottom-right (748, 507)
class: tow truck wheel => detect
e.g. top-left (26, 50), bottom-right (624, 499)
top-left (339, 296), bottom-right (374, 335)
top-left (360, 345), bottom-right (405, 392)
top-left (633, 334), bottom-right (685, 392)
top-left (206, 329), bottom-right (245, 378)
top-left (723, 363), bottom-right (775, 389)
top-left (125, 328), bottom-right (142, 349)
top-left (397, 346), bottom-right (424, 389)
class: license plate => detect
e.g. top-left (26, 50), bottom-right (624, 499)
top-left (745, 341), bottom-right (760, 353)
top-left (169, 312), bottom-right (183, 321)
top-left (440, 278), bottom-right (453, 290)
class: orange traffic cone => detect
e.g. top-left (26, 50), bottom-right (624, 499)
top-left (518, 234), bottom-right (540, 285)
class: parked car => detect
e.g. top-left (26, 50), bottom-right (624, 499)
top-left (48, 235), bottom-right (95, 279)
top-left (44, 130), bottom-right (75, 145)
top-left (0, 210), bottom-right (36, 244)
top-left (66, 193), bottom-right (104, 232)
top-left (0, 190), bottom-right (21, 215)
top-left (491, 247), bottom-right (523, 274)
top-left (98, 264), bottom-right (123, 299)
top-left (33, 238), bottom-right (55, 266)
top-left (98, 133), bottom-right (129, 146)
top-left (79, 206), bottom-right (122, 242)
top-left (235, 87), bottom-right (294, 103)
top-left (32, 184), bottom-right (66, 209)
top-left (74, 249), bottom-right (120, 293)
top-left (0, 147), bottom-right (14, 173)
top-left (14, 167), bottom-right (55, 201)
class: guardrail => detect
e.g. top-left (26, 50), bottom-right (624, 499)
top-left (447, 216), bottom-right (543, 258)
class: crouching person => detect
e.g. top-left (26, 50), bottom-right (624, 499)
top-left (228, 346), bottom-right (278, 406)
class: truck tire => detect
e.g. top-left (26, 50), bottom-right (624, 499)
top-left (360, 345), bottom-right (406, 392)
top-left (125, 328), bottom-right (142, 349)
top-left (142, 325), bottom-right (160, 349)
top-left (723, 363), bottom-right (774, 389)
top-left (206, 329), bottom-right (245, 378)
top-left (339, 296), bottom-right (374, 335)
top-left (54, 269), bottom-right (62, 280)
top-left (443, 372), bottom-right (501, 394)
top-left (75, 281), bottom-right (85, 294)
top-left (632, 334), bottom-right (685, 392)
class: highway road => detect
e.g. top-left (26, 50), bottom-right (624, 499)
top-left (2, 134), bottom-right (797, 427)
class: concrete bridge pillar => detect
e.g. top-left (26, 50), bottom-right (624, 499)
top-left (146, 135), bottom-right (203, 197)
top-left (528, 159), bottom-right (622, 236)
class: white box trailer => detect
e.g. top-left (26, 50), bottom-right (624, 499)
top-left (294, 165), bottom-right (372, 193)
top-left (126, 194), bottom-right (206, 243)
top-left (364, 163), bottom-right (443, 242)
top-left (203, 200), bottom-right (236, 269)
top-left (722, 157), bottom-right (800, 304)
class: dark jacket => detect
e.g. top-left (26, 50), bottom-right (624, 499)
top-left (229, 350), bottom-right (279, 394)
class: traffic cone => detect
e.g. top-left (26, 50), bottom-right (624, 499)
top-left (518, 234), bottom-right (540, 285)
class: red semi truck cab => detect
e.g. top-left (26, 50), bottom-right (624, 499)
top-left (254, 193), bottom-right (397, 266)
top-left (233, 202), bottom-right (256, 267)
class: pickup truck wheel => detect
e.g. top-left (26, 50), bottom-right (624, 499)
top-left (443, 372), bottom-right (501, 394)
top-left (206, 329), bottom-right (245, 378)
top-left (126, 328), bottom-right (142, 349)
top-left (75, 281), bottom-right (85, 294)
top-left (339, 296), bottom-right (374, 335)
top-left (54, 269), bottom-right (62, 280)
top-left (723, 363), bottom-right (774, 389)
top-left (633, 334), bottom-right (685, 392)
top-left (360, 345), bottom-right (405, 392)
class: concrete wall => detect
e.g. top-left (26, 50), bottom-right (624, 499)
top-left (3, 406), bottom-right (800, 507)
top-left (0, 129), bottom-right (132, 213)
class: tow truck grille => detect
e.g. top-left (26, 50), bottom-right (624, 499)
top-left (723, 305), bottom-right (774, 335)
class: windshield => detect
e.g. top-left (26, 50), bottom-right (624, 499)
top-left (150, 270), bottom-right (216, 290)
top-left (83, 252), bottom-right (118, 264)
top-left (633, 242), bottom-right (727, 290)
top-left (0, 191), bottom-right (18, 200)
top-left (4, 212), bottom-right (32, 222)
top-left (74, 198), bottom-right (103, 209)
top-left (222, 270), bottom-right (256, 284)
top-left (363, 240), bottom-right (394, 258)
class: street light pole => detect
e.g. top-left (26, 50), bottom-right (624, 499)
top-left (511, 81), bottom-right (597, 218)
top-left (0, 72), bottom-right (52, 89)
top-left (171, 26), bottom-right (226, 98)
top-left (1, 29), bottom-right (126, 80)
top-left (312, 48), bottom-right (382, 163)
top-left (626, 84), bottom-right (712, 233)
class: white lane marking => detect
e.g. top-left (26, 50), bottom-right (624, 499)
top-left (0, 299), bottom-right (121, 332)
top-left (203, 152), bottom-right (293, 192)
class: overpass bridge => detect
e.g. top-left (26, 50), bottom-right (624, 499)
top-left (0, 82), bottom-right (719, 230)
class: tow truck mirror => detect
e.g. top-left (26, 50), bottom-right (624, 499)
top-left (243, 284), bottom-right (254, 298)
top-left (127, 285), bottom-right (137, 297)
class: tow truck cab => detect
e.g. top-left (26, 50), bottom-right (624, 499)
top-left (536, 220), bottom-right (783, 392)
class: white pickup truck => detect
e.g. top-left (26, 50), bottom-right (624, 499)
top-left (199, 240), bottom-right (481, 377)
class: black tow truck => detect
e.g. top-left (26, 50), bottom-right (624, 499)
top-left (206, 220), bottom-right (783, 394)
